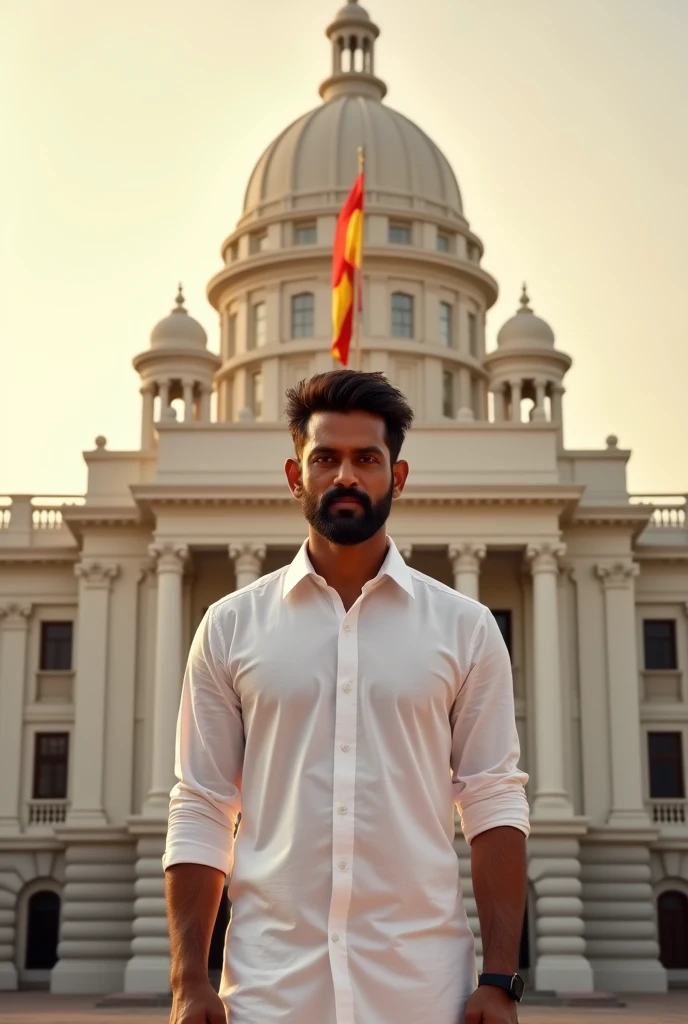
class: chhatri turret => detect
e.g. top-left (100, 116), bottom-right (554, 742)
top-left (484, 285), bottom-right (572, 439)
top-left (132, 285), bottom-right (220, 449)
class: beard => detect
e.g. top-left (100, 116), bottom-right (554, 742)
top-left (301, 477), bottom-right (394, 546)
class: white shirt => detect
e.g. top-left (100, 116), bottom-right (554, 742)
top-left (164, 537), bottom-right (529, 1024)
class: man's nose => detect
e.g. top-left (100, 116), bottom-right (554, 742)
top-left (334, 461), bottom-right (359, 487)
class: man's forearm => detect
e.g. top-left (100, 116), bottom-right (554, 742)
top-left (166, 863), bottom-right (226, 986)
top-left (471, 825), bottom-right (527, 973)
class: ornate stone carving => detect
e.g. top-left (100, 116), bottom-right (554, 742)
top-left (448, 542), bottom-right (486, 573)
top-left (0, 602), bottom-right (33, 629)
top-left (148, 543), bottom-right (188, 576)
top-left (74, 561), bottom-right (120, 587)
top-left (229, 543), bottom-right (267, 576)
top-left (594, 561), bottom-right (640, 589)
top-left (526, 542), bottom-right (566, 575)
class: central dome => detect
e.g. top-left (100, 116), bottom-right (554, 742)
top-left (242, 1), bottom-right (463, 223)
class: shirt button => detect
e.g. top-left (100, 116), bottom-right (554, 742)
top-left (338, 805), bottom-right (347, 815)
top-left (342, 683), bottom-right (352, 693)
top-left (341, 744), bottom-right (350, 752)
top-left (344, 625), bottom-right (350, 632)
top-left (338, 860), bottom-right (347, 870)
top-left (332, 933), bottom-right (339, 942)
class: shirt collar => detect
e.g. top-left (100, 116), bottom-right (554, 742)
top-left (282, 536), bottom-right (415, 601)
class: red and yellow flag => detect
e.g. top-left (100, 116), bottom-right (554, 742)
top-left (331, 172), bottom-right (364, 366)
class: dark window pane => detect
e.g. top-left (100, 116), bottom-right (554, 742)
top-left (391, 293), bottom-right (414, 338)
top-left (33, 733), bottom-right (69, 799)
top-left (648, 732), bottom-right (685, 799)
top-left (658, 891), bottom-right (688, 969)
top-left (25, 891), bottom-right (61, 970)
top-left (40, 622), bottom-right (73, 671)
top-left (643, 620), bottom-right (677, 670)
top-left (492, 611), bottom-right (513, 658)
top-left (291, 293), bottom-right (314, 338)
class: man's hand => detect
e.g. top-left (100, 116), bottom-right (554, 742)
top-left (464, 984), bottom-right (518, 1024)
top-left (169, 978), bottom-right (227, 1023)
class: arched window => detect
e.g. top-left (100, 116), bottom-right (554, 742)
top-left (25, 890), bottom-right (60, 970)
top-left (291, 293), bottom-right (315, 339)
top-left (658, 890), bottom-right (688, 968)
top-left (391, 293), bottom-right (414, 338)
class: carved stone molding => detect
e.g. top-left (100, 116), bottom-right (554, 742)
top-left (229, 543), bottom-right (267, 573)
top-left (595, 561), bottom-right (640, 590)
top-left (74, 560), bottom-right (120, 588)
top-left (0, 602), bottom-right (33, 629)
top-left (148, 543), bottom-right (189, 576)
top-left (448, 543), bottom-right (486, 574)
top-left (526, 542), bottom-right (567, 575)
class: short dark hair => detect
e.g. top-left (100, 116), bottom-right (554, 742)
top-left (285, 370), bottom-right (414, 464)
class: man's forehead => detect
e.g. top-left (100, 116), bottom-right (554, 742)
top-left (306, 410), bottom-right (386, 446)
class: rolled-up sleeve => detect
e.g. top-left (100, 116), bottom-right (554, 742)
top-left (163, 604), bottom-right (244, 876)
top-left (450, 607), bottom-right (530, 846)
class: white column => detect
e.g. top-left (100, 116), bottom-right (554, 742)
top-left (143, 543), bottom-right (188, 817)
top-left (449, 543), bottom-right (485, 601)
top-left (526, 544), bottom-right (573, 817)
top-left (510, 379), bottom-right (522, 422)
top-left (457, 367), bottom-right (473, 420)
top-left (157, 380), bottom-right (170, 418)
top-left (199, 385), bottom-right (212, 421)
top-left (66, 561), bottom-right (120, 828)
top-left (182, 379), bottom-right (195, 422)
top-left (532, 378), bottom-right (548, 420)
top-left (595, 562), bottom-right (650, 828)
top-left (229, 543), bottom-right (266, 590)
top-left (551, 383), bottom-right (564, 424)
top-left (492, 384), bottom-right (506, 422)
top-left (0, 603), bottom-right (32, 836)
top-left (139, 384), bottom-right (155, 449)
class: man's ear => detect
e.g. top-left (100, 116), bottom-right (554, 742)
top-left (284, 457), bottom-right (303, 498)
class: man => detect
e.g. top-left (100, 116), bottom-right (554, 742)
top-left (164, 370), bottom-right (530, 1024)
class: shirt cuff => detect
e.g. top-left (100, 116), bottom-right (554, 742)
top-left (162, 838), bottom-right (232, 876)
top-left (458, 791), bottom-right (531, 846)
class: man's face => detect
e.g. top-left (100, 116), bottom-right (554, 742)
top-left (285, 410), bottom-right (408, 546)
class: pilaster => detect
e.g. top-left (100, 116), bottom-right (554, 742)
top-left (66, 561), bottom-right (120, 829)
top-left (0, 603), bottom-right (33, 835)
top-left (595, 562), bottom-right (650, 829)
top-left (526, 543), bottom-right (574, 818)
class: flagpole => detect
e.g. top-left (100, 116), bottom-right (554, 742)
top-left (354, 146), bottom-right (365, 371)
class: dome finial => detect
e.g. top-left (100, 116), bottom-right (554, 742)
top-left (174, 283), bottom-right (186, 314)
top-left (519, 282), bottom-right (531, 311)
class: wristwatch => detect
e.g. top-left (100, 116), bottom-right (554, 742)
top-left (478, 972), bottom-right (525, 1003)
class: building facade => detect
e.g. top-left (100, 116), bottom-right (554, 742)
top-left (1, 0), bottom-right (687, 998)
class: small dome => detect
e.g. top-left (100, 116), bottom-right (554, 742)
top-left (150, 285), bottom-right (208, 350)
top-left (497, 285), bottom-right (555, 350)
top-left (334, 1), bottom-right (370, 21)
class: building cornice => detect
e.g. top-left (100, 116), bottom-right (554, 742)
top-left (207, 245), bottom-right (498, 310)
top-left (571, 505), bottom-right (652, 540)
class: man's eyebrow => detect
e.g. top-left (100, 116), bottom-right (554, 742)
top-left (309, 445), bottom-right (385, 457)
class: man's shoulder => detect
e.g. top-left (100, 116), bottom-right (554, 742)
top-left (408, 566), bottom-right (486, 617)
top-left (210, 565), bottom-right (288, 617)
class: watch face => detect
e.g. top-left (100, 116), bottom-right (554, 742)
top-left (510, 974), bottom-right (525, 1002)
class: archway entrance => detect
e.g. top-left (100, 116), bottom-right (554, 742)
top-left (658, 890), bottom-right (688, 970)
top-left (21, 890), bottom-right (60, 988)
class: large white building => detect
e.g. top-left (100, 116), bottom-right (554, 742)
top-left (1, 0), bottom-right (687, 999)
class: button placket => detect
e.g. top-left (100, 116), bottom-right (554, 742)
top-left (327, 607), bottom-right (360, 1022)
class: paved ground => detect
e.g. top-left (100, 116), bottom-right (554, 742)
top-left (1, 991), bottom-right (687, 1023)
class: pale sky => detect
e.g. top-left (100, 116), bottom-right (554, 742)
top-left (1, 0), bottom-right (687, 497)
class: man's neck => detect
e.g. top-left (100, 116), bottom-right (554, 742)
top-left (306, 529), bottom-right (389, 607)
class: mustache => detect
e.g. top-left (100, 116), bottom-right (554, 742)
top-left (323, 488), bottom-right (371, 510)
